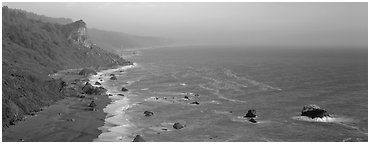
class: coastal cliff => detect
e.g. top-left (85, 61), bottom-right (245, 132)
top-left (2, 6), bottom-right (131, 129)
top-left (63, 19), bottom-right (92, 48)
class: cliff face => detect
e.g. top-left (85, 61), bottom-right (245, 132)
top-left (2, 6), bottom-right (131, 129)
top-left (63, 20), bottom-right (92, 48)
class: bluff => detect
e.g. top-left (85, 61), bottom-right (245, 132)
top-left (9, 8), bottom-right (73, 25)
top-left (2, 6), bottom-right (132, 129)
top-left (62, 20), bottom-right (92, 48)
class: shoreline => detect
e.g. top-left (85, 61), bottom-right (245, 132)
top-left (91, 63), bottom-right (137, 142)
top-left (2, 65), bottom-right (132, 142)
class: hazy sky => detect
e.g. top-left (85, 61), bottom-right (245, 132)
top-left (3, 2), bottom-right (368, 48)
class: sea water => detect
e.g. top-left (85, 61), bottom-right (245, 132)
top-left (94, 45), bottom-right (367, 142)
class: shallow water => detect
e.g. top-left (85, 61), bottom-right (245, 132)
top-left (95, 45), bottom-right (367, 142)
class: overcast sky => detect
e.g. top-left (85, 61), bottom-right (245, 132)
top-left (3, 2), bottom-right (368, 48)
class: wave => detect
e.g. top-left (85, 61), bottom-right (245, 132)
top-left (89, 63), bottom-right (138, 142)
top-left (224, 69), bottom-right (282, 91)
top-left (292, 115), bottom-right (352, 123)
top-left (292, 115), bottom-right (367, 136)
top-left (231, 116), bottom-right (272, 124)
top-left (199, 84), bottom-right (246, 103)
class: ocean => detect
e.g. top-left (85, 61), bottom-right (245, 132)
top-left (92, 45), bottom-right (367, 142)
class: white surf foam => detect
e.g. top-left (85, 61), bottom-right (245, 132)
top-left (224, 69), bottom-right (282, 91)
top-left (292, 116), bottom-right (351, 123)
top-left (89, 63), bottom-right (138, 142)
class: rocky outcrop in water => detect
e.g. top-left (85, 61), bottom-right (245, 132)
top-left (144, 111), bottom-right (154, 117)
top-left (249, 118), bottom-right (257, 123)
top-left (190, 101), bottom-right (200, 105)
top-left (301, 104), bottom-right (330, 119)
top-left (110, 76), bottom-right (117, 80)
top-left (121, 87), bottom-right (128, 92)
top-left (133, 135), bottom-right (145, 142)
top-left (173, 122), bottom-right (185, 129)
top-left (244, 109), bottom-right (257, 118)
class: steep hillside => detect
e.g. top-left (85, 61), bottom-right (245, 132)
top-left (88, 28), bottom-right (172, 52)
top-left (8, 8), bottom-right (173, 52)
top-left (11, 7), bottom-right (73, 24)
top-left (2, 6), bottom-right (132, 129)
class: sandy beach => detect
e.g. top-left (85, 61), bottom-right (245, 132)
top-left (2, 68), bottom-right (112, 142)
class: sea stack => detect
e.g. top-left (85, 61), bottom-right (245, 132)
top-left (244, 109), bottom-right (257, 118)
top-left (301, 104), bottom-right (330, 119)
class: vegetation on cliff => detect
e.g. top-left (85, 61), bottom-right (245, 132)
top-left (2, 6), bottom-right (131, 128)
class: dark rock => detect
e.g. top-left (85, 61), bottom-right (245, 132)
top-left (78, 94), bottom-right (85, 98)
top-left (249, 118), bottom-right (257, 123)
top-left (121, 87), bottom-right (128, 91)
top-left (190, 101), bottom-right (200, 105)
top-left (117, 94), bottom-right (124, 96)
top-left (194, 94), bottom-right (199, 97)
top-left (244, 109), bottom-right (257, 118)
top-left (144, 111), bottom-right (154, 116)
top-left (88, 100), bottom-right (97, 111)
top-left (78, 68), bottom-right (97, 76)
top-left (184, 96), bottom-right (189, 99)
top-left (173, 122), bottom-right (185, 129)
top-left (82, 82), bottom-right (107, 95)
top-left (82, 82), bottom-right (94, 92)
top-left (95, 82), bottom-right (101, 85)
top-left (110, 76), bottom-right (117, 80)
top-left (301, 104), bottom-right (330, 119)
top-left (88, 100), bottom-right (97, 108)
top-left (9, 120), bottom-right (16, 125)
top-left (109, 74), bottom-right (115, 77)
top-left (133, 135), bottom-right (145, 142)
